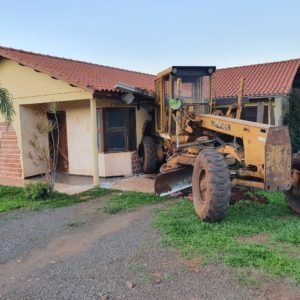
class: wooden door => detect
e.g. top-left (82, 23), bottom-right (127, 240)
top-left (48, 111), bottom-right (69, 173)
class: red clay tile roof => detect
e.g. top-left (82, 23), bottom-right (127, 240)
top-left (213, 59), bottom-right (300, 98)
top-left (0, 46), bottom-right (299, 99)
top-left (0, 46), bottom-right (156, 94)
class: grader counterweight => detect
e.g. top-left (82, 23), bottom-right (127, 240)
top-left (138, 66), bottom-right (300, 222)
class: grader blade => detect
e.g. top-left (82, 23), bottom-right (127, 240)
top-left (155, 166), bottom-right (193, 196)
top-left (285, 154), bottom-right (300, 214)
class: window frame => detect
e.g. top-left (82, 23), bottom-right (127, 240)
top-left (96, 107), bottom-right (136, 153)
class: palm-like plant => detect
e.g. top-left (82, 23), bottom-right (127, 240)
top-left (0, 86), bottom-right (15, 123)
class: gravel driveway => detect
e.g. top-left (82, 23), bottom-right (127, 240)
top-left (0, 198), bottom-right (298, 300)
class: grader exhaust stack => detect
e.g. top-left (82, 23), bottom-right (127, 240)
top-left (138, 66), bottom-right (300, 222)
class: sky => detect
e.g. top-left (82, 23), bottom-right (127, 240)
top-left (0, 0), bottom-right (299, 75)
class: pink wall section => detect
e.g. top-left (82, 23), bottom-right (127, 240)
top-left (0, 123), bottom-right (22, 178)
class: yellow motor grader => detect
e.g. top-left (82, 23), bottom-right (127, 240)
top-left (138, 66), bottom-right (300, 222)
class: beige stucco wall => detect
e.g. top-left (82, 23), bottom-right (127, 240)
top-left (60, 101), bottom-right (93, 176)
top-left (0, 58), bottom-right (91, 105)
top-left (98, 152), bottom-right (133, 177)
top-left (19, 105), bottom-right (49, 177)
top-left (35, 99), bottom-right (144, 177)
top-left (61, 98), bottom-right (148, 177)
top-left (0, 58), bottom-right (151, 178)
top-left (16, 100), bottom-right (136, 178)
top-left (0, 58), bottom-right (92, 178)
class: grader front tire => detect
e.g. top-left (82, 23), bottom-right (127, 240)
top-left (192, 149), bottom-right (231, 222)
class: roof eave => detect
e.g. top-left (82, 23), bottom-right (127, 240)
top-left (213, 93), bottom-right (289, 100)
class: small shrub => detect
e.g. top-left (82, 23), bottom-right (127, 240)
top-left (24, 182), bottom-right (51, 201)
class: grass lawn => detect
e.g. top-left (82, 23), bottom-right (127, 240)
top-left (2, 183), bottom-right (299, 282)
top-left (0, 185), bottom-right (113, 213)
top-left (154, 191), bottom-right (300, 282)
top-left (0, 185), bottom-right (163, 214)
top-left (104, 191), bottom-right (162, 214)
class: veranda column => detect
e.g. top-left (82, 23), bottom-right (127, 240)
top-left (90, 98), bottom-right (99, 186)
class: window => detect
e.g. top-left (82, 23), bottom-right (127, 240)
top-left (96, 108), bottom-right (136, 152)
top-left (241, 106), bottom-right (257, 122)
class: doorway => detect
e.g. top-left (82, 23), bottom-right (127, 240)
top-left (47, 111), bottom-right (69, 173)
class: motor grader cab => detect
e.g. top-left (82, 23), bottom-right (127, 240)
top-left (139, 66), bottom-right (300, 221)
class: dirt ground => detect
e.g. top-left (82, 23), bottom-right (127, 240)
top-left (110, 176), bottom-right (270, 207)
top-left (1, 196), bottom-right (300, 300)
top-left (111, 175), bottom-right (155, 193)
top-left (230, 187), bottom-right (269, 204)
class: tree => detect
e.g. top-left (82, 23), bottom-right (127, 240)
top-left (0, 86), bottom-right (15, 123)
top-left (284, 90), bottom-right (300, 152)
top-left (28, 103), bottom-right (60, 192)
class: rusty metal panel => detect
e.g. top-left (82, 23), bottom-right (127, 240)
top-left (265, 127), bottom-right (291, 192)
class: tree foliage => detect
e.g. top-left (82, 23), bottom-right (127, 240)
top-left (28, 102), bottom-right (60, 191)
top-left (284, 89), bottom-right (300, 152)
top-left (0, 86), bottom-right (15, 123)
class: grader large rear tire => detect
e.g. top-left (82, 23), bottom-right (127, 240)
top-left (140, 136), bottom-right (157, 174)
top-left (192, 149), bottom-right (231, 222)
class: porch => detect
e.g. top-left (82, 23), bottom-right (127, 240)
top-left (0, 173), bottom-right (155, 195)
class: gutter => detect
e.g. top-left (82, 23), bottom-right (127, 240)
top-left (114, 82), bottom-right (154, 99)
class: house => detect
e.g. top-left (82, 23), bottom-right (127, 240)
top-left (1, 45), bottom-right (300, 187)
top-left (0, 46), bottom-right (156, 185)
top-left (212, 59), bottom-right (300, 125)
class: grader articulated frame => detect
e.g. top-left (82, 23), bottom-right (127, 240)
top-left (138, 66), bottom-right (300, 222)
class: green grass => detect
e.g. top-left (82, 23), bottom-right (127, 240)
top-left (104, 191), bottom-right (163, 214)
top-left (154, 192), bottom-right (300, 282)
top-left (78, 187), bottom-right (114, 198)
top-left (0, 185), bottom-right (163, 214)
top-left (0, 185), bottom-right (113, 213)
